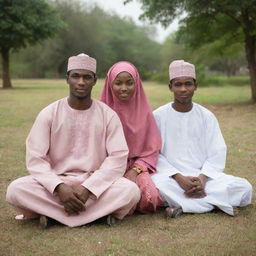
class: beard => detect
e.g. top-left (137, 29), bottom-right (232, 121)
top-left (71, 91), bottom-right (90, 100)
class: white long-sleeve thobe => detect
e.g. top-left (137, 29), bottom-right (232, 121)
top-left (152, 102), bottom-right (252, 215)
top-left (6, 98), bottom-right (140, 226)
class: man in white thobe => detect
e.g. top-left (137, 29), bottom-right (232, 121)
top-left (152, 60), bottom-right (253, 217)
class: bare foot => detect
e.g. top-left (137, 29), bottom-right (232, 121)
top-left (39, 215), bottom-right (48, 229)
top-left (106, 215), bottom-right (117, 226)
top-left (15, 214), bottom-right (26, 220)
top-left (165, 207), bottom-right (183, 218)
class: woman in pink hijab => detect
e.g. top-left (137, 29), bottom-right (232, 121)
top-left (101, 61), bottom-right (163, 213)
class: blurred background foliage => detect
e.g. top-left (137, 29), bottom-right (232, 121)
top-left (1, 0), bottom-right (249, 85)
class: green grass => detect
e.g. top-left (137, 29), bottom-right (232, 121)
top-left (1, 79), bottom-right (255, 256)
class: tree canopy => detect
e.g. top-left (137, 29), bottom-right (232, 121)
top-left (1, 0), bottom-right (252, 90)
top-left (126, 0), bottom-right (256, 101)
top-left (11, 1), bottom-right (161, 79)
top-left (0, 0), bottom-right (63, 88)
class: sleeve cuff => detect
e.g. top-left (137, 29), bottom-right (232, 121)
top-left (200, 169), bottom-right (222, 180)
top-left (49, 180), bottom-right (64, 195)
top-left (82, 177), bottom-right (108, 199)
top-left (169, 170), bottom-right (182, 178)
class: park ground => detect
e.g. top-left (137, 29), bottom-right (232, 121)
top-left (0, 79), bottom-right (255, 256)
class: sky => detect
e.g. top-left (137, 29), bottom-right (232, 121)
top-left (87, 0), bottom-right (179, 43)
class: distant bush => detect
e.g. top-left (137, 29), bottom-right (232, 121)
top-left (140, 71), bottom-right (154, 81)
top-left (200, 75), bottom-right (250, 87)
top-left (150, 72), bottom-right (169, 84)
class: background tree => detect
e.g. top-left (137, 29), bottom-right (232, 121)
top-left (0, 0), bottom-right (63, 88)
top-left (11, 1), bottom-right (161, 79)
top-left (196, 40), bottom-right (246, 77)
top-left (126, 0), bottom-right (256, 102)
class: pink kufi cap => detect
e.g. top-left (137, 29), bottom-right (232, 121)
top-left (169, 60), bottom-right (196, 80)
top-left (67, 53), bottom-right (96, 73)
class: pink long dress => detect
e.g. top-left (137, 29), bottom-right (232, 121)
top-left (6, 98), bottom-right (141, 227)
top-left (101, 61), bottom-right (163, 213)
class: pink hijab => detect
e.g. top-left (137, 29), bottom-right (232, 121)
top-left (101, 61), bottom-right (161, 172)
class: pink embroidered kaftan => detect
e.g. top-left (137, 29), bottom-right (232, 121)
top-left (6, 98), bottom-right (140, 227)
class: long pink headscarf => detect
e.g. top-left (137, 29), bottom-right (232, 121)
top-left (101, 61), bottom-right (161, 172)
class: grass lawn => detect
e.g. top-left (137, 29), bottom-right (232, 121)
top-left (0, 79), bottom-right (255, 256)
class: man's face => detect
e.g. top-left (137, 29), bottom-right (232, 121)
top-left (67, 69), bottom-right (97, 99)
top-left (169, 76), bottom-right (197, 104)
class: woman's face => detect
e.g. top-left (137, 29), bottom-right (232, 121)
top-left (112, 71), bottom-right (135, 101)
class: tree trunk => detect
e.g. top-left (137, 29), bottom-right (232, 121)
top-left (244, 34), bottom-right (256, 103)
top-left (1, 48), bottom-right (12, 89)
top-left (242, 10), bottom-right (256, 102)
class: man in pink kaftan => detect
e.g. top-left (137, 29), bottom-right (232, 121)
top-left (6, 54), bottom-right (140, 227)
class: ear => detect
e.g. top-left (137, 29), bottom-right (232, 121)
top-left (168, 82), bottom-right (173, 92)
top-left (194, 82), bottom-right (198, 91)
top-left (93, 76), bottom-right (97, 86)
top-left (66, 73), bottom-right (69, 84)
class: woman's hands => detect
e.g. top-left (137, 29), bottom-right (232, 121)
top-left (124, 168), bottom-right (139, 183)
